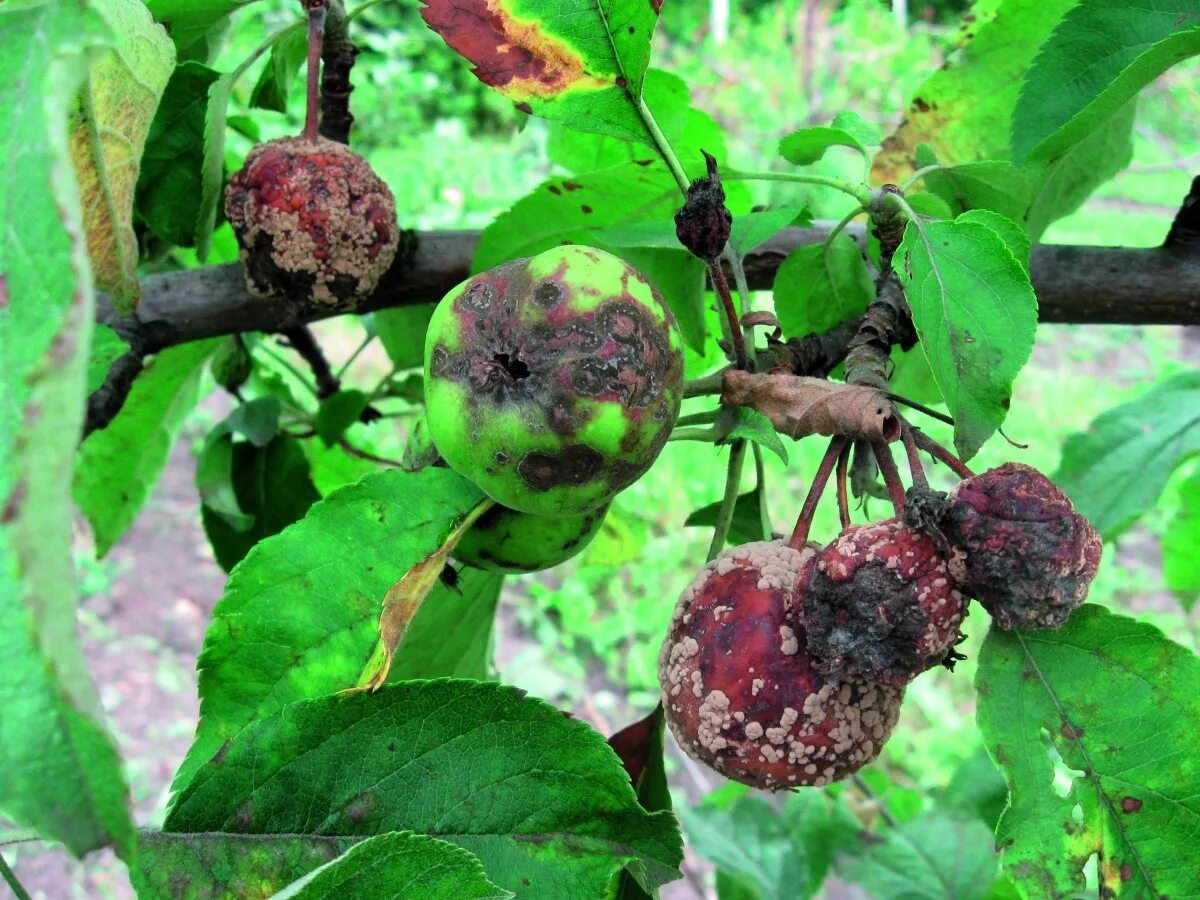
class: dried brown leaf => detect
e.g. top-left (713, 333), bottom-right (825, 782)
top-left (721, 371), bottom-right (899, 443)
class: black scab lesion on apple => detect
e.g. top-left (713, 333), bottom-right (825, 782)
top-left (517, 444), bottom-right (605, 491)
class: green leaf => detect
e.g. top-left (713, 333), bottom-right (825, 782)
top-left (195, 73), bottom-right (233, 259)
top-left (133, 830), bottom-right (354, 898)
top-left (835, 812), bottom-right (998, 899)
top-left (0, 0), bottom-right (135, 858)
top-left (249, 24), bottom-right (306, 113)
top-left (1012, 0), bottom-right (1200, 164)
top-left (86, 323), bottom-right (129, 394)
top-left (938, 745), bottom-right (1009, 829)
top-left (779, 126), bottom-right (866, 166)
top-left (922, 160), bottom-right (1033, 225)
top-left (200, 435), bottom-right (322, 572)
top-left (684, 487), bottom-right (771, 547)
top-left (546, 68), bottom-right (727, 181)
top-left (473, 161), bottom-right (680, 272)
top-left (722, 408), bottom-right (788, 464)
top-left (135, 61), bottom-right (221, 246)
top-left (146, 0), bottom-right (253, 62)
top-left (773, 236), bottom-right (873, 338)
top-left (173, 468), bottom-right (487, 793)
top-left (422, 0), bottom-right (661, 144)
top-left (1164, 468), bottom-right (1200, 609)
top-left (1023, 99), bottom-right (1135, 241)
top-left (304, 439), bottom-right (379, 496)
top-left (376, 304), bottom-right (437, 371)
top-left (727, 205), bottom-right (810, 258)
top-left (68, 0), bottom-right (174, 310)
top-left (782, 790), bottom-right (863, 889)
top-left (1053, 371), bottom-right (1200, 538)
top-left (893, 216), bottom-right (1037, 460)
top-left (957, 209), bottom-right (1031, 272)
top-left (74, 340), bottom-right (218, 556)
top-left (830, 110), bottom-right (881, 149)
top-left (976, 605), bottom-right (1200, 898)
top-left (224, 395), bottom-right (281, 447)
top-left (167, 681), bottom-right (684, 898)
top-left (271, 831), bottom-right (512, 900)
top-left (196, 431), bottom-right (254, 531)
top-left (315, 389), bottom-right (369, 447)
top-left (611, 706), bottom-right (671, 900)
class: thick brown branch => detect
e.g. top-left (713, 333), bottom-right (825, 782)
top-left (96, 225), bottom-right (1200, 359)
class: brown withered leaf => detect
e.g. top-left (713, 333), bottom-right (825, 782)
top-left (722, 370), bottom-right (900, 443)
top-left (353, 498), bottom-right (495, 692)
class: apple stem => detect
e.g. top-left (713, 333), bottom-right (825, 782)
top-left (909, 426), bottom-right (975, 479)
top-left (787, 436), bottom-right (847, 550)
top-left (899, 422), bottom-right (929, 490)
top-left (303, 0), bottom-right (329, 143)
top-left (872, 441), bottom-right (906, 516)
top-left (835, 439), bottom-right (852, 529)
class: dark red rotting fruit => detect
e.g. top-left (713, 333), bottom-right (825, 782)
top-left (659, 540), bottom-right (904, 790)
top-left (225, 136), bottom-right (399, 306)
top-left (803, 519), bottom-right (968, 686)
top-left (941, 462), bottom-right (1102, 630)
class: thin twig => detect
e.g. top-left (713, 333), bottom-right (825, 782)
top-left (83, 345), bottom-right (145, 438)
top-left (709, 260), bottom-right (749, 369)
top-left (852, 773), bottom-right (899, 829)
top-left (337, 437), bottom-right (402, 467)
top-left (871, 441), bottom-right (906, 515)
top-left (788, 436), bottom-right (847, 550)
top-left (281, 326), bottom-right (340, 398)
top-left (886, 392), bottom-right (954, 426)
top-left (835, 439), bottom-right (852, 529)
top-left (334, 329), bottom-right (375, 380)
top-left (707, 440), bottom-right (747, 560)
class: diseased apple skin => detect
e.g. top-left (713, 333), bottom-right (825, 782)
top-left (659, 540), bottom-right (904, 790)
top-left (453, 503), bottom-right (608, 574)
top-left (423, 245), bottom-right (684, 517)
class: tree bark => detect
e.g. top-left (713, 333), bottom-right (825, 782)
top-left (98, 225), bottom-right (1200, 354)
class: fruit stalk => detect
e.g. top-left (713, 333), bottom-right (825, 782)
top-left (871, 441), bottom-right (906, 515)
top-left (304, 0), bottom-right (330, 143)
top-left (909, 426), bottom-right (974, 479)
top-left (835, 439), bottom-right (852, 529)
top-left (788, 435), bottom-right (847, 550)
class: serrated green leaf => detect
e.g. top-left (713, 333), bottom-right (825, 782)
top-left (1054, 371), bottom-right (1200, 538)
top-left (195, 73), bottom-right (233, 259)
top-left (168, 681), bottom-right (684, 898)
top-left (376, 304), bottom-right (437, 371)
top-left (68, 0), bottom-right (174, 310)
top-left (835, 812), bottom-right (998, 899)
top-left (830, 110), bottom-right (881, 148)
top-left (976, 605), bottom-right (1200, 898)
top-left (135, 61), bottom-right (221, 246)
top-left (893, 216), bottom-right (1037, 460)
top-left (422, 0), bottom-right (660, 144)
top-left (1012, 0), bottom-right (1200, 164)
top-left (315, 389), bottom-right (369, 447)
top-left (684, 487), bottom-right (771, 547)
top-left (922, 160), bottom-right (1032, 224)
top-left (773, 236), bottom-right (873, 338)
top-left (779, 126), bottom-right (866, 166)
top-left (74, 340), bottom-right (218, 556)
top-left (610, 705), bottom-right (672, 900)
top-left (272, 831), bottom-right (512, 900)
top-left (0, 0), bottom-right (135, 858)
top-left (1164, 468), bottom-right (1200, 610)
top-left (133, 830), bottom-right (353, 898)
top-left (86, 323), bottom-right (129, 394)
top-left (727, 204), bottom-right (810, 258)
top-left (957, 209), bottom-right (1031, 272)
top-left (200, 435), bottom-right (321, 572)
top-left (173, 468), bottom-right (488, 793)
top-left (250, 23), bottom-right (306, 113)
top-left (723, 407), bottom-right (788, 464)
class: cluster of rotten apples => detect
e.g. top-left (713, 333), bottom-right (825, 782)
top-left (659, 456), bottom-right (1102, 791)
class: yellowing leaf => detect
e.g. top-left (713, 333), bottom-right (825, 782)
top-left (356, 498), bottom-right (496, 691)
top-left (68, 0), bottom-right (174, 311)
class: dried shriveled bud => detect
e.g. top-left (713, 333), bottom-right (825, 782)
top-left (225, 136), bottom-right (399, 306)
top-left (674, 151), bottom-right (732, 260)
top-left (942, 462), bottom-right (1102, 630)
top-left (804, 519), bottom-right (968, 686)
top-left (659, 540), bottom-right (904, 790)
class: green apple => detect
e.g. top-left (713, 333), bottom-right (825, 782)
top-left (453, 503), bottom-right (608, 574)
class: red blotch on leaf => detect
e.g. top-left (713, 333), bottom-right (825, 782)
top-left (1121, 796), bottom-right (1143, 813)
top-left (608, 710), bottom-right (660, 786)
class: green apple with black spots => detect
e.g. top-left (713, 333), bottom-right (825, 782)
top-left (423, 245), bottom-right (684, 517)
top-left (454, 503), bottom-right (608, 574)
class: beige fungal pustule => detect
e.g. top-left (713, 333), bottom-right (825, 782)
top-left (658, 539), bottom-right (905, 790)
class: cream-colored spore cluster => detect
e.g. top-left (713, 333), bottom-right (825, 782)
top-left (225, 136), bottom-right (399, 306)
top-left (659, 539), bottom-right (904, 790)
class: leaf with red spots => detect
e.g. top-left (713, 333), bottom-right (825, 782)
top-left (976, 604), bottom-right (1200, 899)
top-left (421, 0), bottom-right (661, 143)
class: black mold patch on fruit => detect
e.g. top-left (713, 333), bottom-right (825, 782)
top-left (518, 444), bottom-right (605, 491)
